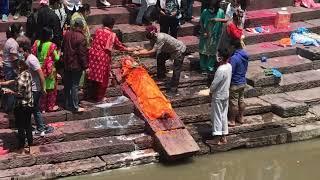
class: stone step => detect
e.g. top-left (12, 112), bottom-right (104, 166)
top-left (0, 133), bottom-right (153, 170)
top-left (259, 93), bottom-right (309, 117)
top-left (255, 87), bottom-right (320, 117)
top-left (0, 113), bottom-right (146, 150)
top-left (206, 120), bottom-right (320, 153)
top-left (0, 2), bottom-right (202, 32)
top-left (0, 149), bottom-right (159, 179)
top-left (245, 6), bottom-right (320, 28)
top-left (188, 112), bottom-right (317, 142)
top-left (254, 69), bottom-right (320, 96)
top-left (247, 55), bottom-right (315, 87)
top-left (244, 41), bottom-right (300, 61)
top-left (0, 96), bottom-right (134, 129)
top-left (175, 97), bottom-right (272, 124)
top-left (244, 19), bottom-right (320, 45)
top-left (297, 46), bottom-right (320, 61)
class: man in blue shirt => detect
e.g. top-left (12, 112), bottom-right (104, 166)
top-left (229, 39), bottom-right (248, 127)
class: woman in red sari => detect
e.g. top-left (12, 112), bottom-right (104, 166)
top-left (87, 15), bottom-right (136, 102)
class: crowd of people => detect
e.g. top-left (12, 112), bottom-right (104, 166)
top-left (0, 0), bottom-right (113, 22)
top-left (0, 0), bottom-right (249, 153)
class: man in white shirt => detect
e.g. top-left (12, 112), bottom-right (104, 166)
top-left (209, 48), bottom-right (232, 145)
top-left (19, 41), bottom-right (54, 136)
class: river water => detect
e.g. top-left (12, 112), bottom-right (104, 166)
top-left (65, 140), bottom-right (320, 180)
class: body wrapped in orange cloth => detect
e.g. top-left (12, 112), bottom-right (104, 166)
top-left (121, 56), bottom-right (175, 120)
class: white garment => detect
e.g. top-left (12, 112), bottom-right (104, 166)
top-left (210, 63), bottom-right (232, 100)
top-left (211, 99), bottom-right (229, 136)
top-left (210, 63), bottom-right (232, 136)
top-left (65, 0), bottom-right (82, 11)
top-left (53, 5), bottom-right (67, 28)
top-left (225, 3), bottom-right (246, 27)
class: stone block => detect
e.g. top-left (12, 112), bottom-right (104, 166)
top-left (0, 153), bottom-right (36, 170)
top-left (0, 157), bottom-right (105, 179)
top-left (286, 87), bottom-right (320, 104)
top-left (31, 134), bottom-right (150, 165)
top-left (313, 60), bottom-right (320, 70)
top-left (297, 46), bottom-right (320, 60)
top-left (259, 93), bottom-right (309, 117)
top-left (102, 149), bottom-right (159, 169)
top-left (170, 85), bottom-right (211, 108)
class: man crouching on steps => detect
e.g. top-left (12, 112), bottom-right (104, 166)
top-left (133, 25), bottom-right (186, 95)
top-left (209, 48), bottom-right (232, 145)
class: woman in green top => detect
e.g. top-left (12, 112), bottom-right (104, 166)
top-left (32, 27), bottom-right (60, 112)
top-left (199, 0), bottom-right (226, 74)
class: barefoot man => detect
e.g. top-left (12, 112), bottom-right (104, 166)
top-left (209, 48), bottom-right (232, 145)
top-left (229, 39), bottom-right (248, 126)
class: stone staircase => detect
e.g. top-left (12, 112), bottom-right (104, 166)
top-left (1, 0), bottom-right (320, 179)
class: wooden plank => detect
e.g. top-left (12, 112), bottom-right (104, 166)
top-left (155, 129), bottom-right (200, 159)
top-left (113, 67), bottom-right (199, 159)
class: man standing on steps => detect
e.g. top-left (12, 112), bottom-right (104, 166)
top-left (209, 48), bottom-right (232, 145)
top-left (19, 40), bottom-right (54, 136)
top-left (63, 18), bottom-right (88, 113)
top-left (228, 39), bottom-right (248, 127)
top-left (133, 25), bottom-right (186, 95)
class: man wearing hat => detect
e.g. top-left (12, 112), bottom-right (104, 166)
top-left (133, 25), bottom-right (186, 94)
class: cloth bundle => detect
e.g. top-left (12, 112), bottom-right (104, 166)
top-left (290, 27), bottom-right (320, 47)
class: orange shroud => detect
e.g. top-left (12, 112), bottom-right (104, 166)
top-left (121, 56), bottom-right (175, 120)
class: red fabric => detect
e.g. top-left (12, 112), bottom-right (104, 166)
top-left (40, 89), bottom-right (57, 112)
top-left (0, 147), bottom-right (8, 156)
top-left (31, 41), bottom-right (57, 77)
top-left (88, 28), bottom-right (126, 84)
top-left (227, 22), bottom-right (243, 40)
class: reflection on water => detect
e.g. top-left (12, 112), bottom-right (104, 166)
top-left (64, 139), bottom-right (320, 180)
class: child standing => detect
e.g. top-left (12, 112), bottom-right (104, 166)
top-left (0, 56), bottom-right (34, 153)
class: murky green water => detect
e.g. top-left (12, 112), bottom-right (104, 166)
top-left (65, 140), bottom-right (320, 180)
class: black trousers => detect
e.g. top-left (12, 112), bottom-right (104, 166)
top-left (157, 52), bottom-right (185, 90)
top-left (14, 106), bottom-right (33, 148)
top-left (159, 15), bottom-right (179, 38)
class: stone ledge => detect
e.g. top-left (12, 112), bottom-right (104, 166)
top-left (259, 93), bottom-right (308, 117)
top-left (297, 46), bottom-right (320, 61)
top-left (0, 157), bottom-right (106, 180)
top-left (0, 133), bottom-right (152, 170)
top-left (102, 148), bottom-right (159, 169)
top-left (0, 114), bottom-right (146, 150)
top-left (207, 120), bottom-right (320, 153)
top-left (255, 69), bottom-right (320, 96)
top-left (188, 112), bottom-right (317, 144)
top-left (175, 97), bottom-right (272, 124)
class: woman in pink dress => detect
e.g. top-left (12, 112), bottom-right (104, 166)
top-left (87, 15), bottom-right (136, 102)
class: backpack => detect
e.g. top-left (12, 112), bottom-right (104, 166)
top-left (26, 10), bottom-right (38, 43)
